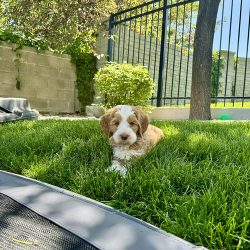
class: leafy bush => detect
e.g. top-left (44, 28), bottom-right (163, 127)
top-left (0, 30), bottom-right (48, 51)
top-left (94, 62), bottom-right (154, 108)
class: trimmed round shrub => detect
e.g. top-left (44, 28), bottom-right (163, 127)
top-left (94, 62), bottom-right (154, 108)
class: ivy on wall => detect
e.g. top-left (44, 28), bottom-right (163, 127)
top-left (0, 30), bottom-right (97, 112)
top-left (13, 47), bottom-right (21, 89)
top-left (66, 38), bottom-right (97, 112)
top-left (0, 30), bottom-right (48, 51)
top-left (211, 51), bottom-right (225, 100)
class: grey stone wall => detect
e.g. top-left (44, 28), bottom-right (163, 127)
top-left (216, 50), bottom-right (250, 101)
top-left (97, 25), bottom-right (250, 105)
top-left (0, 42), bottom-right (79, 113)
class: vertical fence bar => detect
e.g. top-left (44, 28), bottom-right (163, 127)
top-left (224, 0), bottom-right (234, 106)
top-left (215, 0), bottom-right (225, 105)
top-left (127, 12), bottom-right (132, 63)
top-left (153, 7), bottom-right (161, 83)
top-left (108, 14), bottom-right (115, 61)
top-left (117, 16), bottom-right (122, 63)
top-left (143, 5), bottom-right (149, 65)
top-left (149, 4), bottom-right (155, 104)
top-left (156, 0), bottom-right (168, 107)
top-left (137, 7), bottom-right (143, 63)
top-left (170, 2), bottom-right (179, 106)
top-left (112, 18), bottom-right (116, 61)
top-left (132, 9), bottom-right (138, 64)
top-left (184, 2), bottom-right (193, 106)
top-left (232, 0), bottom-right (243, 106)
top-left (164, 0), bottom-right (173, 105)
top-left (151, 3), bottom-right (161, 105)
top-left (122, 13), bottom-right (127, 62)
top-left (177, 2), bottom-right (186, 106)
top-left (148, 3), bottom-right (155, 72)
top-left (242, 7), bottom-right (250, 107)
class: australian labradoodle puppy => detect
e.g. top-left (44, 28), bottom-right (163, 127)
top-left (100, 105), bottom-right (164, 176)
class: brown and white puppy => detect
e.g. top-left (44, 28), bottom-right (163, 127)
top-left (100, 105), bottom-right (164, 176)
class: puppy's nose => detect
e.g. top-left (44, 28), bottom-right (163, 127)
top-left (120, 134), bottom-right (129, 140)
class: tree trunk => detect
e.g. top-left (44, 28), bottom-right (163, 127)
top-left (189, 0), bottom-right (220, 120)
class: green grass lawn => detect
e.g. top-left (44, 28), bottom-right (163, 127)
top-left (0, 120), bottom-right (250, 249)
top-left (210, 102), bottom-right (250, 108)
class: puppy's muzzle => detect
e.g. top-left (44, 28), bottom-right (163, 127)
top-left (120, 134), bottom-right (129, 141)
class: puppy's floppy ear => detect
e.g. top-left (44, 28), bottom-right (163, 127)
top-left (100, 107), bottom-right (117, 137)
top-left (133, 106), bottom-right (149, 137)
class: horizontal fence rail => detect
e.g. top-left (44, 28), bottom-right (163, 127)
top-left (108, 0), bottom-right (250, 107)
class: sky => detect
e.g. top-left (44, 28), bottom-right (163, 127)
top-left (213, 0), bottom-right (250, 58)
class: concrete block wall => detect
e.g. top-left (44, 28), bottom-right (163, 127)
top-left (0, 41), bottom-right (78, 113)
top-left (217, 51), bottom-right (235, 99)
top-left (216, 50), bottom-right (250, 102)
top-left (96, 25), bottom-right (250, 106)
top-left (233, 56), bottom-right (250, 98)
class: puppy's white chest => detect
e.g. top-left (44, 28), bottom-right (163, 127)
top-left (113, 146), bottom-right (145, 161)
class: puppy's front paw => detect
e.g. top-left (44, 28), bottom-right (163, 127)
top-left (106, 161), bottom-right (127, 177)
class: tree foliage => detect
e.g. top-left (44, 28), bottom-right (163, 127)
top-left (1, 0), bottom-right (151, 50)
top-left (1, 0), bottom-right (115, 50)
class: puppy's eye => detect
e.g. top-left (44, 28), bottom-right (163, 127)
top-left (113, 121), bottom-right (119, 126)
top-left (129, 122), bottom-right (136, 126)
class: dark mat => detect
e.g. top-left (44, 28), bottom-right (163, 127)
top-left (0, 193), bottom-right (99, 250)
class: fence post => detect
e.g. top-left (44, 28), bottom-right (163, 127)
top-left (107, 14), bottom-right (115, 62)
top-left (157, 0), bottom-right (168, 107)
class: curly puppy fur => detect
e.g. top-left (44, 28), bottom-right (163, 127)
top-left (100, 105), bottom-right (164, 176)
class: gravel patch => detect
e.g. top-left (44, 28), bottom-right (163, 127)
top-left (38, 114), bottom-right (100, 121)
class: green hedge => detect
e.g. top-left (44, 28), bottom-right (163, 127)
top-left (71, 53), bottom-right (97, 111)
top-left (94, 62), bottom-right (154, 108)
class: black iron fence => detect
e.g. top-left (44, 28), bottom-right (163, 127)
top-left (108, 0), bottom-right (250, 107)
